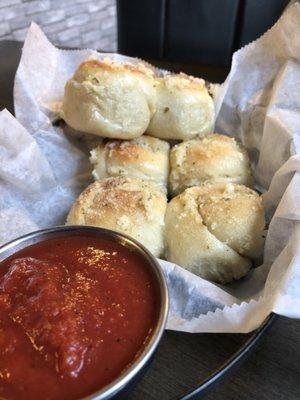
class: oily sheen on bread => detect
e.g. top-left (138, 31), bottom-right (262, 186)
top-left (62, 59), bottom-right (156, 139)
top-left (90, 135), bottom-right (170, 190)
top-left (147, 73), bottom-right (214, 140)
top-left (67, 177), bottom-right (167, 257)
top-left (165, 183), bottom-right (265, 283)
top-left (169, 134), bottom-right (253, 196)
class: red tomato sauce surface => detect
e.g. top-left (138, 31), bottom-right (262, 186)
top-left (0, 235), bottom-right (159, 400)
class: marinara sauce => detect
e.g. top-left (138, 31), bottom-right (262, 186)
top-left (0, 234), bottom-right (160, 400)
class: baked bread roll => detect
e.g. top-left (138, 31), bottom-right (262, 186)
top-left (62, 59), bottom-right (156, 139)
top-left (169, 134), bottom-right (253, 197)
top-left (67, 177), bottom-right (167, 257)
top-left (90, 135), bottom-right (170, 191)
top-left (147, 73), bottom-right (214, 140)
top-left (165, 183), bottom-right (265, 283)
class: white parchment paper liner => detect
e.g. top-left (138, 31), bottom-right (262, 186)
top-left (1, 2), bottom-right (299, 332)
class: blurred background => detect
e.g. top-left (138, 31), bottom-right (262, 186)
top-left (0, 0), bottom-right (289, 68)
top-left (0, 0), bottom-right (117, 51)
top-left (117, 0), bottom-right (289, 67)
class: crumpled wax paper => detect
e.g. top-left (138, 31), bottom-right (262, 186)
top-left (1, 1), bottom-right (299, 333)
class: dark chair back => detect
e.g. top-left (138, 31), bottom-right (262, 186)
top-left (117, 0), bottom-right (289, 67)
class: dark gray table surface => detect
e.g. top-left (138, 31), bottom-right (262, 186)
top-left (0, 40), bottom-right (299, 400)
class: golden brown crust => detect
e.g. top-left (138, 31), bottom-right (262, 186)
top-left (107, 136), bottom-right (168, 163)
top-left (67, 177), bottom-right (167, 257)
top-left (156, 73), bottom-right (206, 92)
top-left (76, 58), bottom-right (155, 79)
top-left (169, 134), bottom-right (253, 196)
top-left (188, 134), bottom-right (238, 160)
top-left (69, 177), bottom-right (149, 221)
top-left (90, 135), bottom-right (169, 190)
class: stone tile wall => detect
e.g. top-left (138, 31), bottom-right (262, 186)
top-left (0, 0), bottom-right (117, 51)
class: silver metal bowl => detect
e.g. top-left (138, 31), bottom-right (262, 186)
top-left (0, 225), bottom-right (169, 400)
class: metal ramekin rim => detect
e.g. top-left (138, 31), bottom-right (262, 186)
top-left (0, 225), bottom-right (169, 400)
